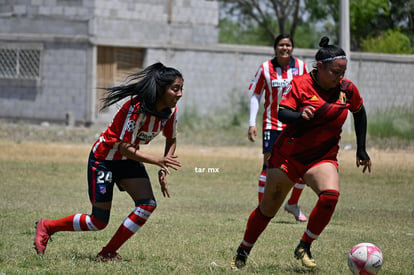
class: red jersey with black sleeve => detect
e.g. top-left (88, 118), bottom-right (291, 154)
top-left (249, 57), bottom-right (307, 131)
top-left (275, 71), bottom-right (363, 164)
top-left (92, 99), bottom-right (177, 161)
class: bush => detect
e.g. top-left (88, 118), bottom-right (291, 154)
top-left (361, 29), bottom-right (413, 54)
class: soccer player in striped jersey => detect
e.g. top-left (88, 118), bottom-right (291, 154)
top-left (248, 33), bottom-right (308, 222)
top-left (232, 37), bottom-right (372, 270)
top-left (34, 62), bottom-right (183, 261)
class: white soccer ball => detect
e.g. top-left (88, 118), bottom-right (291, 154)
top-left (348, 242), bottom-right (383, 274)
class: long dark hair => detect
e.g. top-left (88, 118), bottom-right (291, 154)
top-left (101, 62), bottom-right (183, 118)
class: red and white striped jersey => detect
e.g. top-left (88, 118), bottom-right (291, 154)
top-left (92, 99), bottom-right (177, 160)
top-left (249, 57), bottom-right (307, 131)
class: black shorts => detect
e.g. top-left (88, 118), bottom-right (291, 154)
top-left (263, 130), bottom-right (281, 154)
top-left (87, 151), bottom-right (149, 203)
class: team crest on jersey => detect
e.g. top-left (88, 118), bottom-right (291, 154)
top-left (126, 120), bottom-right (136, 131)
top-left (272, 79), bottom-right (291, 88)
top-left (291, 68), bottom-right (299, 76)
top-left (339, 91), bottom-right (346, 104)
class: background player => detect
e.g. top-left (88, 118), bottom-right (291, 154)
top-left (248, 33), bottom-right (308, 222)
top-left (34, 62), bottom-right (183, 261)
top-left (232, 36), bottom-right (372, 270)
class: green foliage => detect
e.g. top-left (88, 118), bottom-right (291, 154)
top-left (219, 18), bottom-right (274, 46)
top-left (306, 0), bottom-right (339, 22)
top-left (292, 24), bottom-right (320, 49)
top-left (368, 107), bottom-right (414, 148)
top-left (221, 0), bottom-right (414, 53)
top-left (361, 29), bottom-right (413, 53)
top-left (350, 0), bottom-right (391, 49)
top-left (219, 17), bottom-right (319, 49)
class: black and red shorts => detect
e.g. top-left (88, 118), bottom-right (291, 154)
top-left (87, 151), bottom-right (149, 203)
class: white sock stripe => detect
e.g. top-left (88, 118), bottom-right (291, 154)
top-left (305, 229), bottom-right (319, 240)
top-left (73, 214), bottom-right (82, 231)
top-left (121, 206), bottom-right (154, 233)
top-left (123, 217), bottom-right (141, 233)
top-left (84, 215), bottom-right (99, 231)
top-left (258, 186), bottom-right (265, 193)
top-left (294, 183), bottom-right (306, 189)
top-left (259, 175), bottom-right (266, 182)
top-left (133, 207), bottom-right (152, 220)
top-left (242, 240), bottom-right (254, 248)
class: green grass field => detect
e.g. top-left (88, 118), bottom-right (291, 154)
top-left (0, 132), bottom-right (413, 274)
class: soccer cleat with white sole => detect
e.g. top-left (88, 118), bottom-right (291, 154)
top-left (284, 203), bottom-right (307, 222)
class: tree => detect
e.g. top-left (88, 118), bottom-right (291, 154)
top-left (218, 0), bottom-right (302, 41)
top-left (306, 0), bottom-right (414, 51)
top-left (219, 17), bottom-right (273, 45)
top-left (389, 0), bottom-right (414, 35)
top-left (350, 0), bottom-right (390, 50)
top-left (219, 0), bottom-right (414, 53)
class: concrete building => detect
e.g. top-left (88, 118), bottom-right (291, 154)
top-left (0, 0), bottom-right (219, 125)
top-left (0, 0), bottom-right (413, 126)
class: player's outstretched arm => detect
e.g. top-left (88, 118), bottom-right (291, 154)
top-left (119, 141), bottom-right (182, 173)
top-left (352, 105), bottom-right (371, 173)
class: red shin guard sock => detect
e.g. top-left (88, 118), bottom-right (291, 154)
top-left (240, 207), bottom-right (272, 251)
top-left (302, 190), bottom-right (339, 243)
top-left (102, 200), bottom-right (156, 253)
top-left (287, 183), bottom-right (305, 205)
top-left (46, 214), bottom-right (107, 235)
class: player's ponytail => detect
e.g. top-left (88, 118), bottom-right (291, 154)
top-left (318, 36), bottom-right (330, 48)
top-left (315, 36), bottom-right (346, 64)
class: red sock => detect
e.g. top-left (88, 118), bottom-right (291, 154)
top-left (302, 190), bottom-right (339, 243)
top-left (258, 169), bottom-right (266, 203)
top-left (287, 183), bottom-right (305, 205)
top-left (45, 214), bottom-right (107, 235)
top-left (240, 207), bottom-right (272, 251)
top-left (102, 203), bottom-right (156, 253)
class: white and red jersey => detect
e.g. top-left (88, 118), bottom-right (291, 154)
top-left (249, 57), bottom-right (307, 131)
top-left (92, 99), bottom-right (177, 160)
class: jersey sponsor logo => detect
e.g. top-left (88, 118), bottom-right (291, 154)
top-left (137, 131), bottom-right (159, 141)
top-left (126, 120), bottom-right (136, 131)
top-left (272, 79), bottom-right (291, 88)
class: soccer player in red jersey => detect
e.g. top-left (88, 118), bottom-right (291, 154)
top-left (34, 62), bottom-right (183, 261)
top-left (248, 33), bottom-right (308, 222)
top-left (232, 37), bottom-right (372, 270)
